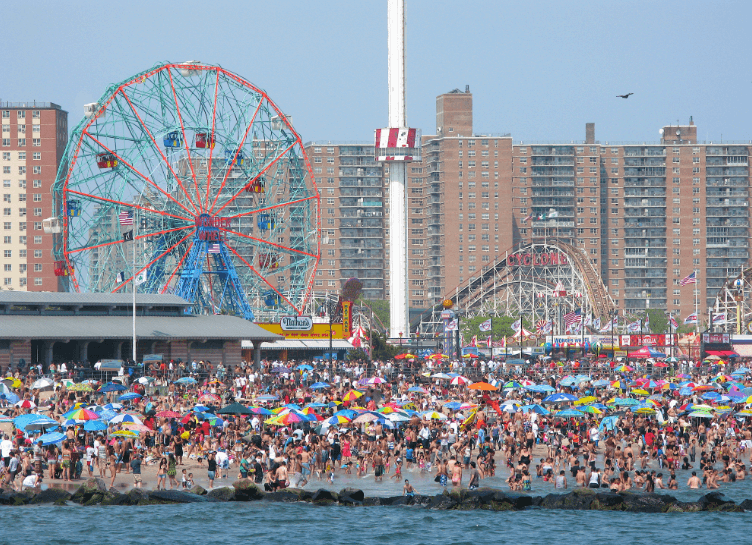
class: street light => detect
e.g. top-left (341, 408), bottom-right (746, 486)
top-left (416, 330), bottom-right (421, 359)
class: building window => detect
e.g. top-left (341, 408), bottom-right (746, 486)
top-left (34, 278), bottom-right (43, 286)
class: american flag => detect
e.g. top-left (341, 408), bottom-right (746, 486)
top-left (563, 308), bottom-right (582, 328)
top-left (208, 243), bottom-right (221, 253)
top-left (118, 211), bottom-right (133, 225)
top-left (680, 271), bottom-right (696, 286)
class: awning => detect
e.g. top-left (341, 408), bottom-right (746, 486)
top-left (246, 339), bottom-right (355, 351)
top-left (706, 350), bottom-right (739, 357)
top-left (732, 345), bottom-right (752, 357)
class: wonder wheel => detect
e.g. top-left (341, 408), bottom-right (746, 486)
top-left (51, 61), bottom-right (321, 320)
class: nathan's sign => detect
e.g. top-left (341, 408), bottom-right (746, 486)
top-left (257, 301), bottom-right (353, 340)
top-left (280, 316), bottom-right (313, 331)
top-left (507, 252), bottom-right (568, 267)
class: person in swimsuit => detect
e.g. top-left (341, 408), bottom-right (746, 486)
top-left (452, 462), bottom-right (462, 486)
top-left (403, 479), bottom-right (417, 497)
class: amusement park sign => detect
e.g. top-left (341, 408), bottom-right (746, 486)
top-left (619, 334), bottom-right (676, 347)
top-left (507, 252), bottom-right (568, 267)
top-left (280, 316), bottom-right (313, 331)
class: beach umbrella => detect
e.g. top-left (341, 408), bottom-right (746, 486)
top-left (103, 403), bottom-right (124, 410)
top-left (408, 386), bottom-right (427, 393)
top-left (31, 378), bottom-right (54, 390)
top-left (555, 409), bottom-right (586, 418)
top-left (574, 396), bottom-right (597, 405)
top-left (688, 411), bottom-right (714, 419)
top-left (248, 406), bottom-right (273, 416)
top-left (2, 377), bottom-right (22, 389)
top-left (296, 364), bottom-right (313, 371)
top-left (343, 390), bottom-right (363, 402)
top-left (83, 420), bottom-right (108, 432)
top-left (109, 414), bottom-right (143, 426)
top-left (421, 411), bottom-right (447, 420)
top-left (99, 382), bottom-right (127, 393)
top-left (635, 407), bottom-right (656, 415)
top-left (580, 405), bottom-right (603, 415)
top-left (450, 376), bottom-right (470, 386)
top-left (353, 413), bottom-right (382, 424)
top-left (543, 393), bottom-right (579, 404)
top-left (175, 377), bottom-right (197, 385)
top-left (325, 415), bottom-right (351, 426)
top-left (198, 394), bottom-right (220, 404)
top-left (665, 357), bottom-right (679, 363)
top-left (469, 382), bottom-right (498, 391)
top-left (387, 412), bottom-right (411, 422)
top-left (366, 377), bottom-right (387, 385)
top-left (428, 354), bottom-right (450, 360)
top-left (520, 404), bottom-right (550, 415)
top-left (631, 389), bottom-right (650, 396)
top-left (443, 401), bottom-right (462, 410)
top-left (15, 399), bottom-right (36, 409)
top-left (156, 410), bottom-right (181, 418)
top-left (431, 373), bottom-right (452, 379)
top-left (216, 402), bottom-right (252, 415)
top-left (37, 432), bottom-right (66, 446)
top-left (63, 408), bottom-right (101, 421)
top-left (612, 397), bottom-right (640, 407)
top-left (333, 409), bottom-right (359, 419)
top-left (310, 382), bottom-right (330, 389)
top-left (271, 366), bottom-right (292, 374)
top-left (504, 381), bottom-right (523, 389)
top-left (394, 354), bottom-right (416, 360)
top-left (255, 394), bottom-right (279, 402)
top-left (137, 377), bottom-right (156, 385)
top-left (118, 393), bottom-right (142, 401)
top-left (110, 430), bottom-right (138, 438)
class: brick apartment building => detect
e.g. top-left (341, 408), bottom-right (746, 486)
top-left (1, 102), bottom-right (68, 292)
top-left (306, 87), bottom-right (750, 323)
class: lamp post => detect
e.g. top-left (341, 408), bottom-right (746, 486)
top-left (328, 297), bottom-right (333, 370)
top-left (416, 330), bottom-right (421, 360)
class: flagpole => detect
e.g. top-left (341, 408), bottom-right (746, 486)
top-left (694, 269), bottom-right (699, 336)
top-left (132, 214), bottom-right (137, 365)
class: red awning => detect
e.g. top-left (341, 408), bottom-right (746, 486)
top-left (723, 350), bottom-right (740, 357)
top-left (705, 350), bottom-right (726, 356)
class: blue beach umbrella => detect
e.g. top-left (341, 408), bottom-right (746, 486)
top-left (119, 393), bottom-right (142, 401)
top-left (84, 420), bottom-right (108, 432)
top-left (37, 432), bottom-right (66, 446)
top-left (310, 382), bottom-right (330, 389)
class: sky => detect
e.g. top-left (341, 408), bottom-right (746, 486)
top-left (3, 0), bottom-right (752, 144)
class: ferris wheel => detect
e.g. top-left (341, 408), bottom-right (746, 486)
top-left (50, 61), bottom-right (321, 320)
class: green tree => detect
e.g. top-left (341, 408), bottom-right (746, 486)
top-left (358, 299), bottom-right (389, 332)
top-left (369, 330), bottom-right (399, 360)
top-left (645, 309), bottom-right (668, 334)
top-left (459, 315), bottom-right (520, 342)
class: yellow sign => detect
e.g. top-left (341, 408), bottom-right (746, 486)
top-left (257, 301), bottom-right (352, 340)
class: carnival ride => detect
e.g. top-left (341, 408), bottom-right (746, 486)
top-left (50, 61), bottom-right (321, 321)
top-left (417, 239), bottom-right (616, 336)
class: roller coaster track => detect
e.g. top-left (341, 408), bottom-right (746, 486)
top-left (414, 239), bottom-right (615, 331)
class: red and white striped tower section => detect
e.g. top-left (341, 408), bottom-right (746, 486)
top-left (376, 0), bottom-right (421, 339)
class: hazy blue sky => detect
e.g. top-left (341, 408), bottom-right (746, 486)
top-left (3, 0), bottom-right (751, 143)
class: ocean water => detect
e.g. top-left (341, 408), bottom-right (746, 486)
top-left (4, 502), bottom-right (750, 545)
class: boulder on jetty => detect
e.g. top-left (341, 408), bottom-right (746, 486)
top-left (311, 489), bottom-right (338, 505)
top-left (29, 487), bottom-right (72, 505)
top-left (70, 478), bottom-right (108, 505)
top-left (338, 488), bottom-right (364, 505)
top-left (232, 480), bottom-right (263, 501)
top-left (207, 486), bottom-right (236, 502)
top-left (149, 489), bottom-right (214, 504)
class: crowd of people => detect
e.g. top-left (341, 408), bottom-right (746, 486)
top-left (1, 355), bottom-right (752, 500)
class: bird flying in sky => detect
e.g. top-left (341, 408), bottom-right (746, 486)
top-left (616, 93), bottom-right (634, 99)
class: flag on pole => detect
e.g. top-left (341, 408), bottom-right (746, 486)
top-left (486, 335), bottom-right (492, 347)
top-left (511, 318), bottom-right (522, 332)
top-left (521, 213), bottom-right (533, 223)
top-left (593, 317), bottom-right (601, 331)
top-left (479, 318), bottom-right (492, 332)
top-left (680, 272), bottom-right (696, 286)
top-left (627, 320), bottom-right (641, 333)
top-left (644, 313), bottom-right (650, 331)
top-left (563, 308), bottom-right (582, 328)
top-left (134, 270), bottom-right (147, 286)
top-left (541, 320), bottom-right (553, 334)
top-left (470, 335), bottom-right (477, 347)
top-left (116, 271), bottom-right (124, 283)
top-left (445, 319), bottom-right (458, 331)
top-left (208, 243), bottom-right (221, 253)
top-left (712, 313), bottom-right (727, 324)
top-left (669, 315), bottom-right (678, 329)
top-left (600, 316), bottom-right (618, 332)
top-left (684, 312), bottom-right (698, 324)
top-left (123, 230), bottom-right (134, 242)
top-left (118, 211), bottom-right (134, 225)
